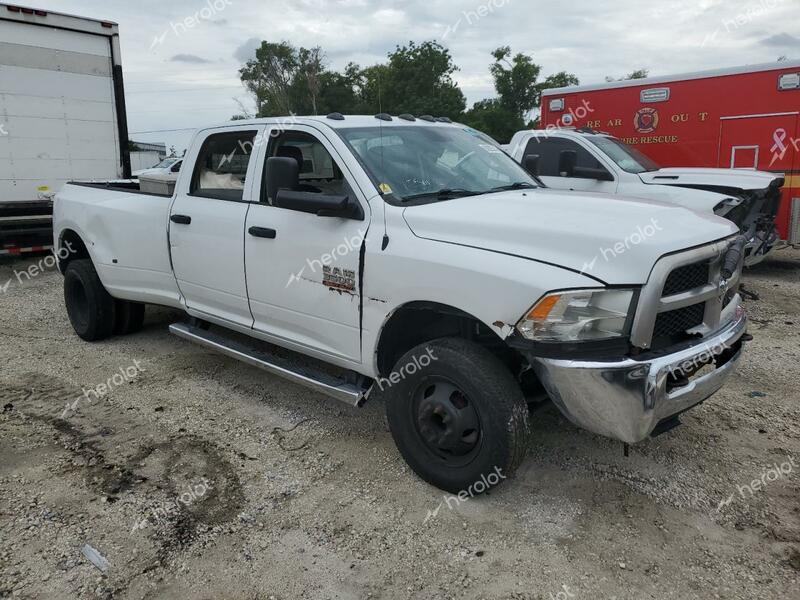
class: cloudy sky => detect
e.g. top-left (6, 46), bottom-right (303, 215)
top-left (36, 0), bottom-right (800, 151)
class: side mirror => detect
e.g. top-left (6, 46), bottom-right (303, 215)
top-left (266, 156), bottom-right (299, 204)
top-left (522, 154), bottom-right (540, 177)
top-left (558, 150), bottom-right (577, 177)
top-left (573, 166), bottom-right (615, 182)
top-left (274, 190), bottom-right (364, 220)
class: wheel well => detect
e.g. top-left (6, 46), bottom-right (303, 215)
top-left (375, 302), bottom-right (518, 377)
top-left (58, 229), bottom-right (90, 274)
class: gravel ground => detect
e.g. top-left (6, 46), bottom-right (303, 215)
top-left (0, 249), bottom-right (798, 600)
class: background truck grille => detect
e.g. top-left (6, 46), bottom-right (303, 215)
top-left (662, 261), bottom-right (710, 296)
top-left (653, 303), bottom-right (706, 341)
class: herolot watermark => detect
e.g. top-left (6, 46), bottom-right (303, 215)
top-left (61, 360), bottom-right (146, 419)
top-left (441, 0), bottom-right (512, 40)
top-left (722, 0), bottom-right (787, 32)
top-left (0, 124), bottom-right (7, 136)
top-left (668, 340), bottom-right (732, 381)
top-left (131, 478), bottom-right (214, 532)
top-left (717, 456), bottom-right (796, 511)
top-left (286, 228), bottom-right (367, 288)
top-left (150, 0), bottom-right (233, 49)
top-left (549, 585), bottom-right (576, 600)
top-left (702, 0), bottom-right (788, 47)
top-left (581, 218), bottom-right (663, 274)
top-left (530, 100), bottom-right (595, 141)
top-left (217, 114), bottom-right (301, 170)
top-left (377, 347), bottom-right (438, 392)
top-left (422, 466), bottom-right (506, 523)
top-left (2, 242), bottom-right (75, 294)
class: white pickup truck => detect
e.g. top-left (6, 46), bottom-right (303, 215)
top-left (505, 129), bottom-right (784, 267)
top-left (54, 115), bottom-right (750, 493)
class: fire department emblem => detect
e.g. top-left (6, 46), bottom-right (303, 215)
top-left (634, 107), bottom-right (659, 134)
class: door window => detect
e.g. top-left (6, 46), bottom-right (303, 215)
top-left (190, 131), bottom-right (257, 201)
top-left (524, 137), bottom-right (603, 177)
top-left (263, 130), bottom-right (352, 204)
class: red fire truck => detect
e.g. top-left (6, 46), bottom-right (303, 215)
top-left (540, 60), bottom-right (800, 245)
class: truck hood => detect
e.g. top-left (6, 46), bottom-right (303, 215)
top-left (639, 168), bottom-right (783, 192)
top-left (402, 189), bottom-right (738, 285)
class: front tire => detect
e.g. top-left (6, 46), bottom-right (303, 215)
top-left (64, 259), bottom-right (116, 342)
top-left (385, 338), bottom-right (530, 494)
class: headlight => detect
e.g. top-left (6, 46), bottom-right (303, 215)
top-left (516, 289), bottom-right (636, 342)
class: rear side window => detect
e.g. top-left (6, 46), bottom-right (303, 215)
top-left (190, 131), bottom-right (257, 201)
top-left (524, 137), bottom-right (603, 177)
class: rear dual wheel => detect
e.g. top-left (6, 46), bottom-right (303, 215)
top-left (64, 259), bottom-right (145, 341)
top-left (384, 337), bottom-right (530, 494)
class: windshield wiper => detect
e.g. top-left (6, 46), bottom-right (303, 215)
top-left (489, 181), bottom-right (538, 192)
top-left (402, 188), bottom-right (482, 202)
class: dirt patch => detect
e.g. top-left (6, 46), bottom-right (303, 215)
top-left (1, 250), bottom-right (799, 599)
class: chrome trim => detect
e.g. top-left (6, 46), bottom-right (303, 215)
top-left (169, 323), bottom-right (371, 407)
top-left (532, 305), bottom-right (748, 444)
top-left (630, 236), bottom-right (740, 348)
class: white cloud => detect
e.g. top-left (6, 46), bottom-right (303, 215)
top-left (35, 0), bottom-right (799, 151)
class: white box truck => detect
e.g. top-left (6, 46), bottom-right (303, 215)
top-left (0, 3), bottom-right (130, 256)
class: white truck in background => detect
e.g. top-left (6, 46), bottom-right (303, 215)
top-left (505, 129), bottom-right (785, 267)
top-left (54, 114), bottom-right (750, 493)
top-left (0, 3), bottom-right (130, 256)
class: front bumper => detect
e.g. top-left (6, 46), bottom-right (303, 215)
top-left (530, 305), bottom-right (748, 444)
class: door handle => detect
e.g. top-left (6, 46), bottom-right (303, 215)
top-left (170, 214), bottom-right (192, 225)
top-left (248, 226), bottom-right (277, 239)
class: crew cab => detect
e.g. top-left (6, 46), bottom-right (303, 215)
top-left (54, 115), bottom-right (750, 493)
top-left (505, 129), bottom-right (784, 267)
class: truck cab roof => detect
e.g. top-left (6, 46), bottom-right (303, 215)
top-left (200, 115), bottom-right (465, 132)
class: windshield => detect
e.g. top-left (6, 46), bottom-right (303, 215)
top-left (587, 136), bottom-right (661, 174)
top-left (154, 158), bottom-right (178, 169)
top-left (339, 126), bottom-right (538, 201)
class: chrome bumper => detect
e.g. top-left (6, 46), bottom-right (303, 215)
top-left (531, 306), bottom-right (748, 444)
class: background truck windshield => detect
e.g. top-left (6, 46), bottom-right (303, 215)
top-left (588, 136), bottom-right (661, 174)
top-left (340, 126), bottom-right (538, 201)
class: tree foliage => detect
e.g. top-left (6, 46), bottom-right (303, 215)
top-left (605, 68), bottom-right (649, 82)
top-left (463, 48), bottom-right (578, 143)
top-left (238, 40), bottom-right (464, 118)
top-left (235, 40), bottom-right (577, 143)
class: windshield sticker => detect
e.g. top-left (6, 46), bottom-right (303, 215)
top-left (379, 183), bottom-right (393, 194)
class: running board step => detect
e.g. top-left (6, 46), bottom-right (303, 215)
top-left (169, 323), bottom-right (372, 407)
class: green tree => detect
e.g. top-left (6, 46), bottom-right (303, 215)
top-left (461, 99), bottom-right (523, 144)
top-left (379, 41), bottom-right (466, 117)
top-left (465, 48), bottom-right (578, 141)
top-left (605, 68), bottom-right (649, 82)
top-left (490, 46), bottom-right (541, 119)
top-left (239, 41), bottom-right (298, 116)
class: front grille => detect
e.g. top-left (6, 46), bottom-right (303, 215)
top-left (662, 261), bottom-right (710, 296)
top-left (653, 303), bottom-right (705, 340)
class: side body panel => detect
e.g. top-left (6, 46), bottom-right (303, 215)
top-left (53, 184), bottom-right (181, 306)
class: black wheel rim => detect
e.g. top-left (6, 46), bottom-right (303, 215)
top-left (412, 376), bottom-right (482, 467)
top-left (66, 278), bottom-right (89, 330)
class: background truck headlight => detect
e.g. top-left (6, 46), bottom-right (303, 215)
top-left (516, 289), bottom-right (636, 342)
